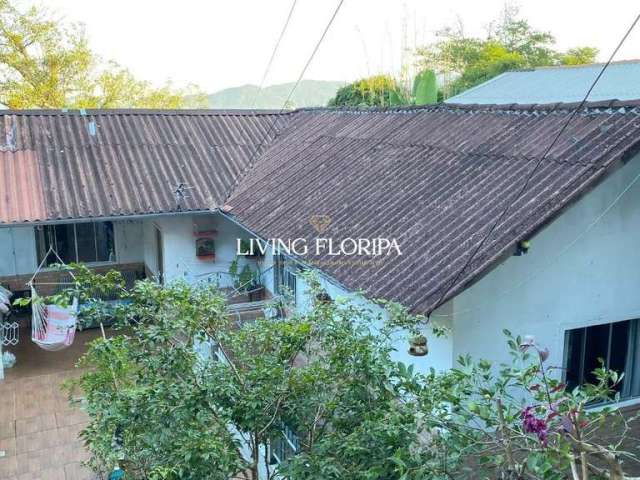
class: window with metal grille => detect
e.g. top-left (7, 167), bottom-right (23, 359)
top-left (270, 423), bottom-right (301, 465)
top-left (274, 255), bottom-right (297, 306)
top-left (564, 319), bottom-right (640, 400)
top-left (274, 254), bottom-right (285, 295)
top-left (35, 222), bottom-right (115, 266)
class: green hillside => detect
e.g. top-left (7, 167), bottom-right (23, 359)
top-left (208, 80), bottom-right (345, 109)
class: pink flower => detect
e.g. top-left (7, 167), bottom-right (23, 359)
top-left (522, 406), bottom-right (548, 445)
top-left (538, 347), bottom-right (550, 362)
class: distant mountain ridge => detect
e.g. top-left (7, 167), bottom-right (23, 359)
top-left (207, 80), bottom-right (345, 109)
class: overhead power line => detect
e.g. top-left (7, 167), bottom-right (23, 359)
top-left (428, 12), bottom-right (640, 316)
top-left (278, 0), bottom-right (345, 112)
top-left (224, 0), bottom-right (345, 203)
top-left (250, 0), bottom-right (298, 109)
top-left (431, 164), bottom-right (640, 319)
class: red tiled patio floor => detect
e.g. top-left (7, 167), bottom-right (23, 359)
top-left (1, 327), bottom-right (102, 480)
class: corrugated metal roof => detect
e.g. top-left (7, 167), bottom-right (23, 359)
top-left (3, 103), bottom-right (640, 315)
top-left (446, 60), bottom-right (640, 105)
top-left (0, 109), bottom-right (290, 223)
top-left (228, 101), bottom-right (640, 314)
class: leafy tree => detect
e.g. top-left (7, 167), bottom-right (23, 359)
top-left (327, 70), bottom-right (439, 108)
top-left (407, 331), bottom-right (640, 479)
top-left (62, 269), bottom-right (433, 479)
top-left (416, 4), bottom-right (598, 99)
top-left (0, 0), bottom-right (206, 108)
top-left (560, 47), bottom-right (600, 66)
top-left (327, 75), bottom-right (404, 107)
top-left (53, 266), bottom-right (637, 479)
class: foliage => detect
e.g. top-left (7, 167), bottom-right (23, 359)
top-left (416, 4), bottom-right (598, 98)
top-left (402, 331), bottom-right (639, 479)
top-left (413, 69), bottom-right (437, 105)
top-left (69, 279), bottom-right (243, 479)
top-left (58, 269), bottom-right (637, 479)
top-left (61, 270), bottom-right (435, 479)
top-left (327, 75), bottom-right (405, 108)
top-left (327, 69), bottom-right (439, 108)
top-left (560, 47), bottom-right (601, 66)
top-left (0, 0), bottom-right (206, 108)
top-left (228, 258), bottom-right (261, 292)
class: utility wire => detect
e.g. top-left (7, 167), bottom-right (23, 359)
top-left (223, 0), bottom-right (346, 203)
top-left (278, 0), bottom-right (345, 112)
top-left (430, 164), bottom-right (640, 319)
top-left (427, 12), bottom-right (640, 316)
top-left (250, 0), bottom-right (298, 109)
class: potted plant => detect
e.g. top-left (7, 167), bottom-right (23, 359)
top-left (247, 267), bottom-right (265, 302)
top-left (408, 334), bottom-right (428, 357)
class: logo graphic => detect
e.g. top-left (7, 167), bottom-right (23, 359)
top-left (236, 213), bottom-right (402, 261)
top-left (309, 215), bottom-right (332, 234)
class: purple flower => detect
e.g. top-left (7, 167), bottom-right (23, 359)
top-left (522, 406), bottom-right (548, 445)
top-left (538, 347), bottom-right (550, 362)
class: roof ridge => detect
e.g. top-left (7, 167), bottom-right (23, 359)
top-left (5, 100), bottom-right (640, 117)
top-left (532, 59), bottom-right (640, 71)
top-left (0, 108), bottom-right (292, 116)
top-left (293, 99), bottom-right (640, 115)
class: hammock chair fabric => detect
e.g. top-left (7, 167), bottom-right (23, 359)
top-left (28, 246), bottom-right (79, 351)
top-left (31, 291), bottom-right (78, 351)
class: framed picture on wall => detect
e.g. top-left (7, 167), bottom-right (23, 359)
top-left (196, 237), bottom-right (215, 260)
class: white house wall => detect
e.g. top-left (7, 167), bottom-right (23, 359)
top-left (0, 226), bottom-right (36, 276)
top-left (113, 220), bottom-right (144, 263)
top-left (0, 221), bottom-right (144, 279)
top-left (144, 213), bottom-right (255, 287)
top-left (142, 220), bottom-right (161, 278)
top-left (451, 154), bottom-right (640, 377)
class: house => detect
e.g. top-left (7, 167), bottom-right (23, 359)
top-left (445, 60), bottom-right (640, 105)
top-left (1, 102), bottom-right (640, 409)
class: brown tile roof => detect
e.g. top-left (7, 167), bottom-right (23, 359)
top-left (3, 102), bottom-right (640, 314)
top-left (0, 109), bottom-right (290, 224)
top-left (227, 101), bottom-right (640, 314)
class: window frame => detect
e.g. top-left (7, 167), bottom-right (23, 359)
top-left (563, 318), bottom-right (640, 401)
top-left (35, 221), bottom-right (117, 267)
top-left (269, 422), bottom-right (301, 465)
top-left (273, 254), bottom-right (298, 305)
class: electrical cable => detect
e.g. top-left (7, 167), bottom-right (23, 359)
top-left (223, 0), bottom-right (346, 203)
top-left (250, 0), bottom-right (298, 109)
top-left (427, 12), bottom-right (640, 316)
top-left (430, 163), bottom-right (640, 319)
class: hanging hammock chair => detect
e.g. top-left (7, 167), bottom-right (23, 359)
top-left (28, 247), bottom-right (79, 352)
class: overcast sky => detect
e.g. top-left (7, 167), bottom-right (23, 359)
top-left (39, 0), bottom-right (640, 93)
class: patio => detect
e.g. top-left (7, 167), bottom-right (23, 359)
top-left (0, 324), bottom-right (102, 480)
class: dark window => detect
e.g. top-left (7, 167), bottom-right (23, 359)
top-left (564, 319), bottom-right (640, 399)
top-left (36, 222), bottom-right (115, 266)
top-left (270, 423), bottom-right (301, 464)
top-left (76, 223), bottom-right (97, 263)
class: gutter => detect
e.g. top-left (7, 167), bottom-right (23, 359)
top-left (0, 210), bottom-right (213, 228)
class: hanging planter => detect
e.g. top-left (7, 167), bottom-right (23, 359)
top-left (408, 334), bottom-right (428, 357)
